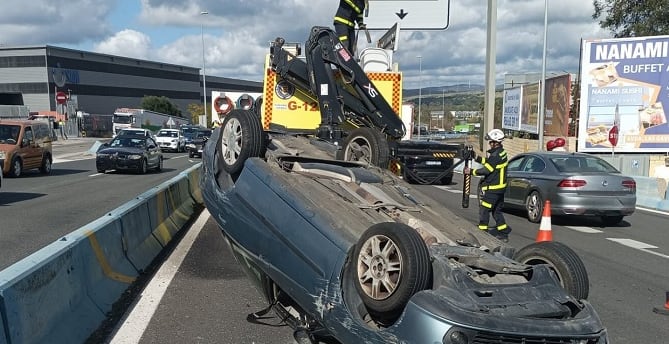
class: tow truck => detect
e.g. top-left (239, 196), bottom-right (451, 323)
top-left (217, 25), bottom-right (459, 184)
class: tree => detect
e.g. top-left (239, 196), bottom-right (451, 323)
top-left (141, 96), bottom-right (182, 117)
top-left (593, 0), bottom-right (669, 37)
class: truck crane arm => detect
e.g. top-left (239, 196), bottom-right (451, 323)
top-left (270, 26), bottom-right (406, 143)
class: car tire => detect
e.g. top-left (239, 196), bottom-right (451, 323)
top-left (351, 222), bottom-right (432, 324)
top-left (514, 241), bottom-right (590, 300)
top-left (40, 155), bottom-right (52, 174)
top-left (139, 159), bottom-right (148, 174)
top-left (188, 150), bottom-right (194, 158)
top-left (10, 157), bottom-right (22, 178)
top-left (601, 215), bottom-right (623, 226)
top-left (155, 157), bottom-right (163, 172)
top-left (338, 127), bottom-right (390, 169)
top-left (218, 109), bottom-right (267, 176)
top-left (525, 190), bottom-right (544, 223)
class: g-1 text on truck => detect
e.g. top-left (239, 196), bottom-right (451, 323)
top-left (217, 26), bottom-right (459, 184)
top-left (112, 108), bottom-right (190, 136)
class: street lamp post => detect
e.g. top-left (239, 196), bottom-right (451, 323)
top-left (417, 55), bottom-right (422, 136)
top-left (200, 11), bottom-right (208, 127)
top-left (538, 0), bottom-right (548, 149)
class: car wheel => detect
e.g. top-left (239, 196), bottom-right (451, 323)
top-left (338, 127), bottom-right (390, 169)
top-left (514, 241), bottom-right (590, 300)
top-left (10, 158), bottom-right (22, 178)
top-left (525, 191), bottom-right (544, 223)
top-left (188, 150), bottom-right (194, 158)
top-left (139, 159), bottom-right (148, 174)
top-left (218, 109), bottom-right (267, 176)
top-left (601, 215), bottom-right (623, 226)
top-left (40, 155), bottom-right (52, 174)
top-left (352, 222), bottom-right (432, 324)
top-left (155, 157), bottom-right (163, 172)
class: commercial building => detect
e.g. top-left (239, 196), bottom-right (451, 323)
top-left (0, 45), bottom-right (261, 118)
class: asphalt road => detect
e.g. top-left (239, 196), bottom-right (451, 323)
top-left (3, 139), bottom-right (669, 343)
top-left (124, 176), bottom-right (669, 344)
top-left (0, 137), bottom-right (200, 270)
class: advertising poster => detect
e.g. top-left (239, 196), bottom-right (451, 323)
top-left (579, 36), bottom-right (669, 152)
top-left (544, 74), bottom-right (571, 137)
top-left (502, 86), bottom-right (522, 131)
top-left (520, 83), bottom-right (539, 133)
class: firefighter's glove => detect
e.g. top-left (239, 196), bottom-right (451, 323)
top-left (463, 167), bottom-right (472, 175)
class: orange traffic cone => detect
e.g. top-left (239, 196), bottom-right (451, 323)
top-left (536, 200), bottom-right (553, 242)
top-left (653, 291), bottom-right (669, 315)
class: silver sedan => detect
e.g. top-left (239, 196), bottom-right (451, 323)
top-left (503, 151), bottom-right (637, 225)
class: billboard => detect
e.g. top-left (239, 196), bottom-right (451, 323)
top-left (544, 74), bottom-right (571, 137)
top-left (521, 83), bottom-right (540, 133)
top-left (502, 87), bottom-right (522, 130)
top-left (502, 74), bottom-right (570, 136)
top-left (579, 36), bottom-right (669, 152)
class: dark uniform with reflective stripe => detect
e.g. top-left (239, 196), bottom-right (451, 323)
top-left (333, 0), bottom-right (366, 53)
top-left (472, 145), bottom-right (510, 238)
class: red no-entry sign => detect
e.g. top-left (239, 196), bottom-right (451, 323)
top-left (55, 91), bottom-right (68, 104)
top-left (608, 125), bottom-right (619, 147)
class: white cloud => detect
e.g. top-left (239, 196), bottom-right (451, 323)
top-left (1, 0), bottom-right (612, 89)
top-left (94, 30), bottom-right (152, 60)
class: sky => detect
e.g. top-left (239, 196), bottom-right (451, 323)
top-left (0, 0), bottom-right (611, 89)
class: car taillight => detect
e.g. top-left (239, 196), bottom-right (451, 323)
top-left (622, 179), bottom-right (636, 189)
top-left (558, 179), bottom-right (586, 188)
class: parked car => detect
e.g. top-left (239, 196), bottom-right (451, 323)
top-left (95, 134), bottom-right (163, 174)
top-left (186, 128), bottom-right (212, 158)
top-left (155, 128), bottom-right (185, 152)
top-left (504, 151), bottom-right (636, 225)
top-left (199, 110), bottom-right (607, 344)
top-left (0, 120), bottom-right (53, 177)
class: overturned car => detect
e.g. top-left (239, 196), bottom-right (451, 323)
top-left (200, 109), bottom-right (608, 344)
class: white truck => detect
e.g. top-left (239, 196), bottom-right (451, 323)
top-left (111, 108), bottom-right (190, 136)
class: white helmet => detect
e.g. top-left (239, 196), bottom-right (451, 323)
top-left (485, 129), bottom-right (505, 143)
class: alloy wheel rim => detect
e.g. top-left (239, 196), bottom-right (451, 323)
top-left (357, 234), bottom-right (403, 300)
top-left (221, 118), bottom-right (242, 165)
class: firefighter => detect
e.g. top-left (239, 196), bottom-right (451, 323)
top-left (463, 129), bottom-right (511, 242)
top-left (333, 0), bottom-right (367, 54)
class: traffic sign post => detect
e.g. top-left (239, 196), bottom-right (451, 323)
top-left (55, 91), bottom-right (68, 105)
top-left (609, 125), bottom-right (619, 156)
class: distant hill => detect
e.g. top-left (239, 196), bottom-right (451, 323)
top-left (403, 84), bottom-right (485, 98)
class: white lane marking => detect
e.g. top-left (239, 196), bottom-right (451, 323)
top-left (565, 226), bottom-right (603, 234)
top-left (607, 238), bottom-right (669, 260)
top-left (108, 209), bottom-right (210, 344)
top-left (89, 173), bottom-right (105, 177)
top-left (636, 206), bottom-right (669, 216)
top-left (607, 238), bottom-right (657, 249)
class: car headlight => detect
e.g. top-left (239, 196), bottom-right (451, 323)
top-left (187, 143), bottom-right (196, 148)
top-left (128, 154), bottom-right (143, 160)
top-left (171, 139), bottom-right (178, 143)
top-left (97, 153), bottom-right (109, 158)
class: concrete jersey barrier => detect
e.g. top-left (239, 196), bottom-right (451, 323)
top-left (0, 164), bottom-right (203, 344)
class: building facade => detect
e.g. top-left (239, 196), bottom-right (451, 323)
top-left (0, 45), bottom-right (261, 117)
